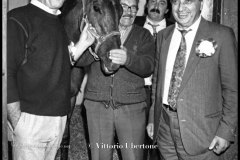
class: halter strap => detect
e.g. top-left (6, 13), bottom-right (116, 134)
top-left (93, 31), bottom-right (120, 55)
top-left (79, 4), bottom-right (120, 61)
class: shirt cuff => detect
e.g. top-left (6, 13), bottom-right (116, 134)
top-left (68, 41), bottom-right (77, 65)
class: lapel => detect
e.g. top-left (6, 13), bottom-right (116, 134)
top-left (179, 18), bottom-right (210, 94)
top-left (160, 25), bottom-right (175, 94)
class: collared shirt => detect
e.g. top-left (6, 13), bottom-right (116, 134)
top-left (119, 25), bottom-right (133, 45)
top-left (31, 0), bottom-right (61, 15)
top-left (144, 17), bottom-right (167, 86)
top-left (163, 16), bottom-right (202, 105)
top-left (143, 17), bottom-right (167, 35)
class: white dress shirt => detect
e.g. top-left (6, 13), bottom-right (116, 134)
top-left (144, 17), bottom-right (167, 86)
top-left (119, 25), bottom-right (133, 44)
top-left (143, 17), bottom-right (167, 35)
top-left (162, 16), bottom-right (202, 105)
top-left (31, 0), bottom-right (61, 15)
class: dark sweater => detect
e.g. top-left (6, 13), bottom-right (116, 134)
top-left (7, 4), bottom-right (71, 116)
top-left (76, 25), bottom-right (155, 107)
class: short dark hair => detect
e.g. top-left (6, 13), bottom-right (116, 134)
top-left (146, 0), bottom-right (171, 7)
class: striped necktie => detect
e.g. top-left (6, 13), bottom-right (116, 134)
top-left (148, 22), bottom-right (159, 39)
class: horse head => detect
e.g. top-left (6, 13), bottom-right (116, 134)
top-left (61, 0), bottom-right (123, 75)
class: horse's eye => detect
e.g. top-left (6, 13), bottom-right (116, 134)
top-left (93, 5), bottom-right (102, 14)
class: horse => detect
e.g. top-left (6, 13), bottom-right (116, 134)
top-left (60, 0), bottom-right (123, 75)
top-left (57, 0), bottom-right (123, 159)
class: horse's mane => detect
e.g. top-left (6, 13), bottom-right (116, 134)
top-left (60, 0), bottom-right (82, 18)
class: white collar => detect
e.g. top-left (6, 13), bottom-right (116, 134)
top-left (175, 16), bottom-right (202, 32)
top-left (31, 0), bottom-right (61, 15)
top-left (146, 17), bottom-right (166, 27)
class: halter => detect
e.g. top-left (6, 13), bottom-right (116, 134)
top-left (80, 13), bottom-right (120, 61)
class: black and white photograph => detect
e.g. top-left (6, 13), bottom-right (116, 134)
top-left (2, 0), bottom-right (238, 160)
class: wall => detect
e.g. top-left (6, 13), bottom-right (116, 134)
top-left (221, 1), bottom-right (238, 159)
top-left (2, 0), bottom-right (8, 159)
top-left (8, 0), bottom-right (29, 11)
top-left (201, 0), bottom-right (213, 21)
top-left (221, 0), bottom-right (238, 41)
top-left (137, 0), bottom-right (147, 16)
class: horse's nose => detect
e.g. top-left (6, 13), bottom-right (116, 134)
top-left (101, 62), bottom-right (120, 75)
top-left (102, 64), bottom-right (115, 75)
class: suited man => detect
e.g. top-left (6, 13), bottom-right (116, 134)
top-left (148, 0), bottom-right (238, 159)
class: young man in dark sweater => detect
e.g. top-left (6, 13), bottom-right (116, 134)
top-left (7, 0), bottom-right (94, 159)
top-left (75, 0), bottom-right (155, 159)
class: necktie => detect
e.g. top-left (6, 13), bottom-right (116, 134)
top-left (167, 30), bottom-right (189, 110)
top-left (148, 22), bottom-right (159, 39)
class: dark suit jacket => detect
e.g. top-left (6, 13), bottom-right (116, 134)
top-left (134, 16), bottom-right (174, 28)
top-left (151, 17), bottom-right (238, 155)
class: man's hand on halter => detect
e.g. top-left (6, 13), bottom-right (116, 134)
top-left (69, 23), bottom-right (95, 64)
top-left (78, 23), bottom-right (95, 51)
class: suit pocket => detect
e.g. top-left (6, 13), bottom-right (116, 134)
top-left (205, 111), bottom-right (222, 118)
top-left (13, 113), bottom-right (24, 134)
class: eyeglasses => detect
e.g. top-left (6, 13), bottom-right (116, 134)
top-left (121, 3), bottom-right (138, 13)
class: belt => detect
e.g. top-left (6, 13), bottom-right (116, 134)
top-left (163, 104), bottom-right (177, 112)
top-left (144, 85), bottom-right (152, 89)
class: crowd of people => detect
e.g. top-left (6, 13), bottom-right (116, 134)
top-left (7, 0), bottom-right (237, 160)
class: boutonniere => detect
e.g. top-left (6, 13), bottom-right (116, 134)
top-left (196, 38), bottom-right (218, 57)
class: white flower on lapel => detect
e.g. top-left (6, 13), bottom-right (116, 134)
top-left (196, 38), bottom-right (217, 57)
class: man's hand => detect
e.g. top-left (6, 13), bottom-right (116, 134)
top-left (209, 136), bottom-right (230, 154)
top-left (7, 102), bottom-right (21, 130)
top-left (146, 123), bottom-right (154, 140)
top-left (109, 47), bottom-right (127, 65)
top-left (70, 23), bottom-right (95, 63)
top-left (78, 23), bottom-right (95, 49)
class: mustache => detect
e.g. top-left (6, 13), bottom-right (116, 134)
top-left (122, 14), bottom-right (133, 18)
top-left (150, 8), bottom-right (160, 14)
